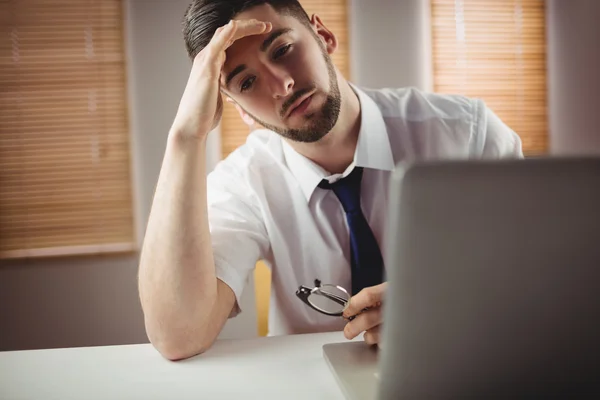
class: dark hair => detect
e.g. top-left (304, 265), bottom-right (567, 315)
top-left (182, 0), bottom-right (311, 59)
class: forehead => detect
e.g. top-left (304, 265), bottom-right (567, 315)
top-left (224, 4), bottom-right (307, 65)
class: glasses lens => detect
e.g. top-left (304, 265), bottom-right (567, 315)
top-left (307, 284), bottom-right (350, 315)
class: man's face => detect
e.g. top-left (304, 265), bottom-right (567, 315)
top-left (220, 4), bottom-right (341, 143)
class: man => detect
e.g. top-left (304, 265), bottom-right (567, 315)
top-left (138, 0), bottom-right (522, 361)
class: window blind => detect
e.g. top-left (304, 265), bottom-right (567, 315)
top-left (431, 0), bottom-right (548, 155)
top-left (0, 0), bottom-right (134, 259)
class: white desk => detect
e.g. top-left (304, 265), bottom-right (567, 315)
top-left (0, 332), bottom-right (355, 400)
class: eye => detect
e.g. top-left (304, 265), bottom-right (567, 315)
top-left (273, 44), bottom-right (292, 60)
top-left (240, 76), bottom-right (256, 92)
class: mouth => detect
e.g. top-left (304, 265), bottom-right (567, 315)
top-left (285, 91), bottom-right (315, 119)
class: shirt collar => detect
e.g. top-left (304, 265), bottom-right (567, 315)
top-left (283, 84), bottom-right (395, 202)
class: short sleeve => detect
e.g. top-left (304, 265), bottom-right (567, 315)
top-left (207, 159), bottom-right (270, 318)
top-left (471, 99), bottom-right (524, 158)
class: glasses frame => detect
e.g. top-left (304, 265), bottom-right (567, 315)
top-left (295, 281), bottom-right (351, 317)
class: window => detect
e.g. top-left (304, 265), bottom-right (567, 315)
top-left (0, 0), bottom-right (134, 259)
top-left (431, 0), bottom-right (548, 155)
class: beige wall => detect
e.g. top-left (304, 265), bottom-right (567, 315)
top-left (0, 255), bottom-right (145, 351)
top-left (349, 0), bottom-right (432, 91)
top-left (546, 0), bottom-right (600, 155)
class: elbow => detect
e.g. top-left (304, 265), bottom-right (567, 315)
top-left (157, 342), bottom-right (211, 361)
top-left (151, 334), bottom-right (215, 361)
top-left (146, 323), bottom-right (216, 361)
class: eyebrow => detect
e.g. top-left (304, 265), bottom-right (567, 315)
top-left (225, 64), bottom-right (247, 88)
top-left (225, 28), bottom-right (293, 89)
top-left (259, 28), bottom-right (292, 52)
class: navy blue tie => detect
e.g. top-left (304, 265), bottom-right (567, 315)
top-left (319, 167), bottom-right (384, 295)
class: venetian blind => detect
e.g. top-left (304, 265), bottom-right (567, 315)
top-left (220, 0), bottom-right (350, 158)
top-left (431, 0), bottom-right (548, 154)
top-left (0, 0), bottom-right (135, 258)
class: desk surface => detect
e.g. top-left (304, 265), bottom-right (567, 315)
top-left (0, 332), bottom-right (356, 400)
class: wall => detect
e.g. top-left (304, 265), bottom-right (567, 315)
top-left (0, 0), bottom-right (256, 352)
top-left (546, 0), bottom-right (600, 154)
top-left (349, 0), bottom-right (432, 91)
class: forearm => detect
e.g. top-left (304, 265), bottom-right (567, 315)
top-left (137, 19), bottom-right (271, 360)
top-left (138, 131), bottom-right (218, 357)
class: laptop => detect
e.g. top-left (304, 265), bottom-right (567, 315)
top-left (324, 157), bottom-right (600, 399)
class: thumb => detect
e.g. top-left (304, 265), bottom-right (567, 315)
top-left (343, 283), bottom-right (386, 318)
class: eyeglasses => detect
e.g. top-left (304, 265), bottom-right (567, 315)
top-left (296, 279), bottom-right (354, 319)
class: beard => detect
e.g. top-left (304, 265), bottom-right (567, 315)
top-left (240, 45), bottom-right (342, 143)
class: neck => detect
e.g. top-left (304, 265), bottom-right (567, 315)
top-left (285, 77), bottom-right (361, 174)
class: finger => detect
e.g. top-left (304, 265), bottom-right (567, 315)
top-left (343, 308), bottom-right (382, 340)
top-left (213, 25), bottom-right (225, 38)
top-left (229, 19), bottom-right (272, 45)
top-left (363, 325), bottom-right (381, 346)
top-left (210, 19), bottom-right (272, 54)
top-left (207, 21), bottom-right (235, 55)
top-left (343, 284), bottom-right (385, 318)
top-left (192, 24), bottom-right (228, 65)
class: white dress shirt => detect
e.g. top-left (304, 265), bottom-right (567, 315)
top-left (207, 85), bottom-right (523, 336)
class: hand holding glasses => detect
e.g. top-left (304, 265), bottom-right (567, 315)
top-left (296, 279), bottom-right (361, 320)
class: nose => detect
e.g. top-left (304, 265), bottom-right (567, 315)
top-left (264, 64), bottom-right (294, 98)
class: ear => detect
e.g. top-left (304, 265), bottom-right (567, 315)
top-left (310, 14), bottom-right (337, 55)
top-left (226, 97), bottom-right (255, 126)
